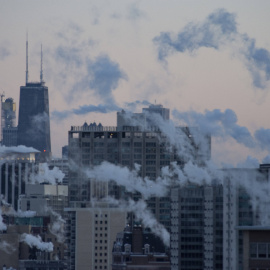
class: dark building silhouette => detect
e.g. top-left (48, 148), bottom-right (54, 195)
top-left (1, 96), bottom-right (17, 146)
top-left (17, 41), bottom-right (51, 160)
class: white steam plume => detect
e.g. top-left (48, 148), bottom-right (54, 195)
top-left (30, 163), bottom-right (65, 184)
top-left (0, 145), bottom-right (39, 155)
top-left (46, 207), bottom-right (66, 243)
top-left (0, 240), bottom-right (16, 254)
top-left (20, 233), bottom-right (53, 252)
top-left (104, 197), bottom-right (170, 246)
top-left (0, 209), bottom-right (7, 231)
top-left (85, 162), bottom-right (169, 199)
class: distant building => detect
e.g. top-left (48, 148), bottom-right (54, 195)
top-left (0, 149), bottom-right (38, 211)
top-left (2, 127), bottom-right (17, 146)
top-left (1, 97), bottom-right (16, 129)
top-left (1, 97), bottom-right (17, 146)
top-left (112, 225), bottom-right (170, 270)
top-left (17, 42), bottom-right (51, 161)
top-left (62, 145), bottom-right (69, 160)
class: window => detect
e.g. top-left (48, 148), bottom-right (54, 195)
top-left (258, 243), bottom-right (267, 258)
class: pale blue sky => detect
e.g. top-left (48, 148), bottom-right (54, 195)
top-left (1, 0), bottom-right (270, 165)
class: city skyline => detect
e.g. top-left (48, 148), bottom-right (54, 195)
top-left (1, 1), bottom-right (270, 166)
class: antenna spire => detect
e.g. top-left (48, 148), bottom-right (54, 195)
top-left (40, 44), bottom-right (43, 83)
top-left (26, 32), bottom-right (29, 85)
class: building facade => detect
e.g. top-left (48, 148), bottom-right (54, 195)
top-left (112, 225), bottom-right (170, 270)
top-left (0, 151), bottom-right (37, 211)
top-left (170, 184), bottom-right (223, 270)
top-left (17, 81), bottom-right (51, 159)
top-left (1, 97), bottom-right (17, 145)
top-left (65, 205), bottom-right (127, 270)
top-left (68, 105), bottom-right (210, 233)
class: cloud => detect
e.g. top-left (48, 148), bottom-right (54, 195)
top-left (86, 55), bottom-right (128, 102)
top-left (51, 100), bottom-right (151, 121)
top-left (0, 45), bottom-right (10, 61)
top-left (127, 2), bottom-right (146, 21)
top-left (173, 108), bottom-right (255, 148)
top-left (237, 156), bottom-right (260, 168)
top-left (153, 8), bottom-right (270, 89)
top-left (55, 46), bottom-right (83, 68)
top-left (51, 103), bottom-right (121, 121)
top-left (254, 128), bottom-right (270, 150)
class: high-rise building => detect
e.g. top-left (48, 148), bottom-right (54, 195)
top-left (1, 97), bottom-right (17, 146)
top-left (170, 184), bottom-right (223, 270)
top-left (68, 105), bottom-right (211, 232)
top-left (17, 42), bottom-right (51, 160)
top-left (0, 149), bottom-right (37, 211)
top-left (65, 204), bottom-right (127, 270)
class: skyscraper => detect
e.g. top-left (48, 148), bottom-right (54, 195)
top-left (17, 42), bottom-right (51, 160)
top-left (1, 96), bottom-right (17, 146)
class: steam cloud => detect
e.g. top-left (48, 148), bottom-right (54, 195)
top-left (30, 163), bottom-right (65, 184)
top-left (51, 100), bottom-right (151, 121)
top-left (104, 197), bottom-right (170, 246)
top-left (0, 209), bottom-right (7, 231)
top-left (0, 45), bottom-right (10, 61)
top-left (20, 233), bottom-right (53, 252)
top-left (153, 8), bottom-right (270, 89)
top-left (46, 208), bottom-right (66, 243)
top-left (0, 240), bottom-right (15, 254)
top-left (173, 108), bottom-right (255, 148)
top-left (0, 145), bottom-right (39, 155)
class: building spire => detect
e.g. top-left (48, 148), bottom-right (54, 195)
top-left (40, 44), bottom-right (43, 83)
top-left (26, 31), bottom-right (29, 85)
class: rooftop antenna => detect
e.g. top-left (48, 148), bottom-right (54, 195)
top-left (26, 31), bottom-right (29, 85)
top-left (40, 44), bottom-right (43, 83)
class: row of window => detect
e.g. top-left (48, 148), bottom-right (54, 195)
top-left (250, 242), bottom-right (270, 258)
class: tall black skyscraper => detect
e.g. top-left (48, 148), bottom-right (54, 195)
top-left (17, 41), bottom-right (51, 160)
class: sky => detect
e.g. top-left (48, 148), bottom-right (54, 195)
top-left (1, 0), bottom-right (270, 166)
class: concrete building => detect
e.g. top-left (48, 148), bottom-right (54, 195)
top-left (0, 213), bottom-right (65, 270)
top-left (1, 97), bottom-right (17, 146)
top-left (17, 42), bottom-right (51, 161)
top-left (238, 226), bottom-right (270, 270)
top-left (65, 204), bottom-right (127, 270)
top-left (68, 105), bottom-right (211, 233)
top-left (2, 127), bottom-right (17, 147)
top-left (19, 183), bottom-right (68, 218)
top-left (112, 225), bottom-right (170, 270)
top-left (170, 184), bottom-right (223, 270)
top-left (0, 150), bottom-right (37, 211)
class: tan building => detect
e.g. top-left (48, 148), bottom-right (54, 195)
top-left (65, 204), bottom-right (127, 270)
top-left (239, 226), bottom-right (270, 270)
